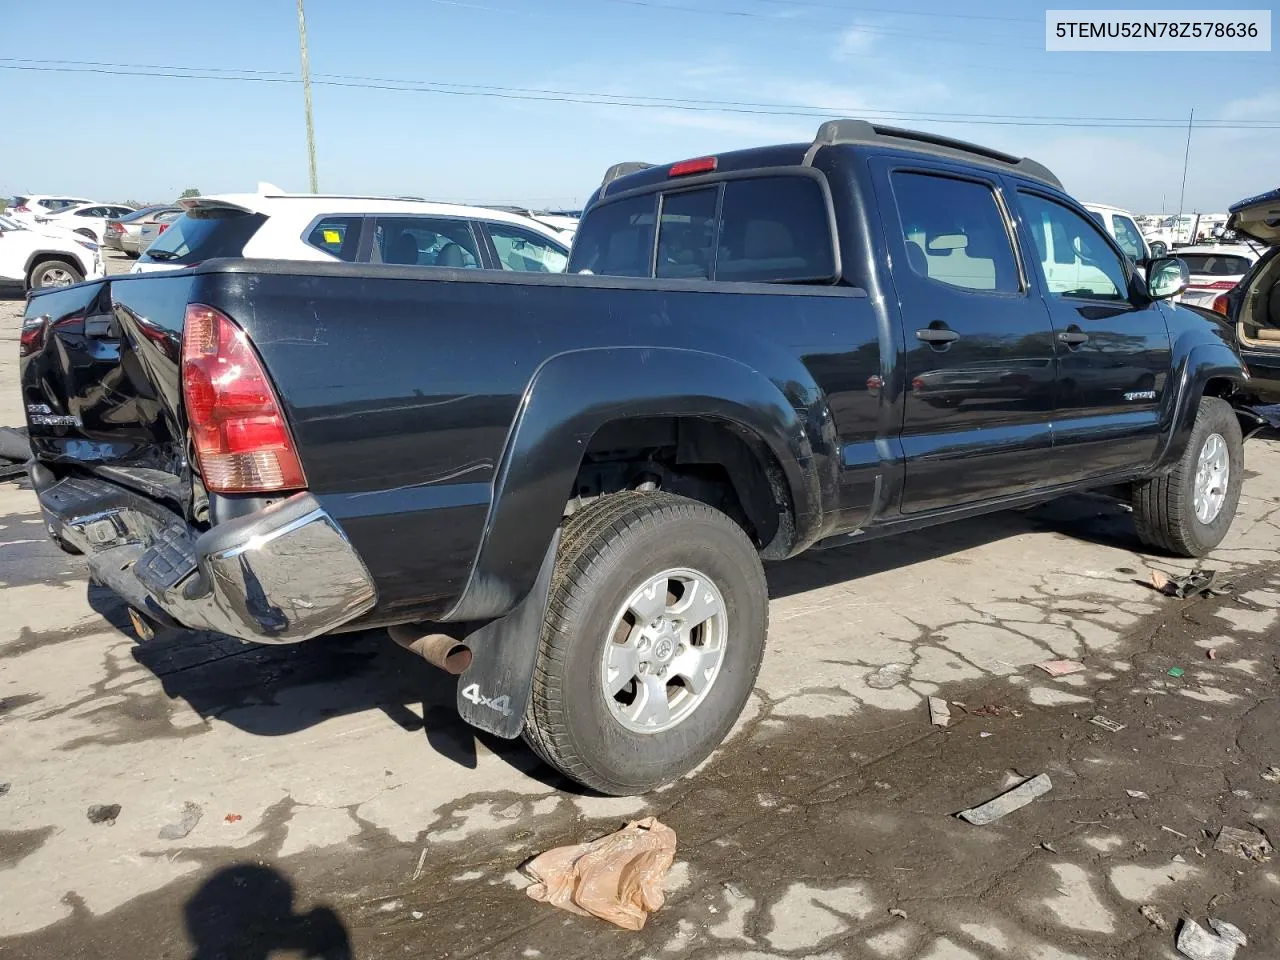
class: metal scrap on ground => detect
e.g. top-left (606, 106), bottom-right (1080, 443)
top-left (1036, 659), bottom-right (1086, 677)
top-left (523, 817), bottom-right (677, 930)
top-left (957, 773), bottom-right (1053, 825)
top-left (1088, 715), bottom-right (1126, 733)
top-left (1177, 918), bottom-right (1247, 960)
top-left (1213, 826), bottom-right (1273, 862)
top-left (1149, 567), bottom-right (1235, 599)
top-left (928, 697), bottom-right (951, 728)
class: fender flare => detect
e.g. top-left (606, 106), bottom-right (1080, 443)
top-left (443, 345), bottom-right (831, 623)
top-left (1151, 337), bottom-right (1246, 471)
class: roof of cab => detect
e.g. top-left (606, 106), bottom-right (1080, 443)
top-left (599, 120), bottom-right (1059, 203)
top-left (598, 118), bottom-right (1062, 200)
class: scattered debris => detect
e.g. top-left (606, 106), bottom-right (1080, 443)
top-left (1149, 567), bottom-right (1234, 600)
top-left (1209, 919), bottom-right (1247, 947)
top-left (411, 911), bottom-right (424, 920)
top-left (866, 663), bottom-right (910, 690)
top-left (1037, 659), bottom-right (1086, 677)
top-left (1262, 767), bottom-right (1280, 784)
top-left (1232, 789), bottom-right (1252, 799)
top-left (1141, 904), bottom-right (1169, 930)
top-left (412, 847), bottom-right (428, 882)
top-left (1089, 715), bottom-right (1126, 733)
top-left (1213, 826), bottom-right (1272, 862)
top-left (523, 817), bottom-right (677, 930)
top-left (1040, 841), bottom-right (1058, 853)
top-left (889, 908), bottom-right (908, 920)
top-left (980, 732), bottom-right (993, 738)
top-left (928, 697), bottom-right (951, 728)
top-left (967, 704), bottom-right (1023, 719)
top-left (722, 882), bottom-right (746, 900)
top-left (158, 801), bottom-right (202, 840)
top-left (87, 804), bottom-right (121, 825)
top-left (1163, 826), bottom-right (1190, 839)
top-left (1126, 790), bottom-right (1150, 800)
top-left (1168, 667), bottom-right (1186, 678)
top-left (1116, 566), bottom-right (1138, 576)
top-left (1173, 854), bottom-right (1187, 863)
top-left (958, 774), bottom-right (1053, 825)
top-left (223, 813), bottom-right (243, 825)
top-left (0, 783), bottom-right (9, 797)
top-left (1207, 648), bottom-right (1218, 660)
top-left (1177, 918), bottom-right (1242, 960)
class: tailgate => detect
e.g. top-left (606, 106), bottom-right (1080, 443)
top-left (20, 272), bottom-right (199, 512)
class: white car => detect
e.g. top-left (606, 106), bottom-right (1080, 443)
top-left (130, 185), bottom-right (572, 275)
top-left (1171, 242), bottom-right (1263, 310)
top-left (1082, 202), bottom-right (1152, 261)
top-left (34, 202), bottom-right (138, 243)
top-left (4, 194), bottom-right (94, 224)
top-left (0, 215), bottom-right (104, 290)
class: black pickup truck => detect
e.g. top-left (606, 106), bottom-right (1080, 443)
top-left (20, 120), bottom-right (1260, 795)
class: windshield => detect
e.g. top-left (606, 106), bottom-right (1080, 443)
top-left (139, 207), bottom-right (267, 264)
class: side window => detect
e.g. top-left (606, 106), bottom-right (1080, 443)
top-left (889, 171), bottom-right (1020, 293)
top-left (374, 217), bottom-right (480, 268)
top-left (716, 177), bottom-right (835, 283)
top-left (568, 194), bottom-right (657, 277)
top-left (77, 207), bottom-right (103, 217)
top-left (1111, 214), bottom-right (1145, 260)
top-left (1019, 193), bottom-right (1128, 301)
top-left (486, 223), bottom-right (568, 273)
top-left (656, 188), bottom-right (717, 279)
top-left (305, 216), bottom-right (362, 262)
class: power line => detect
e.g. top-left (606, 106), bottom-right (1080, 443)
top-left (2, 61), bottom-right (1277, 130)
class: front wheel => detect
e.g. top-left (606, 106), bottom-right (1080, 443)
top-left (27, 259), bottom-right (84, 289)
top-left (1132, 396), bottom-right (1243, 556)
top-left (523, 492), bottom-right (767, 795)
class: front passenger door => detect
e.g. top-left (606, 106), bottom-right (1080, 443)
top-left (1013, 190), bottom-right (1172, 480)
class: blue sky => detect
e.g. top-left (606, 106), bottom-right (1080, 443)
top-left (3, 0), bottom-right (1276, 214)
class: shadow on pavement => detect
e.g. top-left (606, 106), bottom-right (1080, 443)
top-left (185, 863), bottom-right (352, 960)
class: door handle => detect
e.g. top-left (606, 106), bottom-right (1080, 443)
top-left (1058, 329), bottom-right (1089, 347)
top-left (916, 327), bottom-right (960, 346)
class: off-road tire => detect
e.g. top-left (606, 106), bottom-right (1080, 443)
top-left (1132, 396), bottom-right (1243, 557)
top-left (27, 259), bottom-right (83, 290)
top-left (523, 492), bottom-right (767, 795)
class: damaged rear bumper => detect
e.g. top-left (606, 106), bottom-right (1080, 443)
top-left (36, 470), bottom-right (377, 643)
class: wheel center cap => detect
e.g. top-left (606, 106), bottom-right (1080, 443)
top-left (654, 638), bottom-right (674, 662)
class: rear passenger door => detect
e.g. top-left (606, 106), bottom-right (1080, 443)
top-left (872, 159), bottom-right (1057, 513)
top-left (479, 221), bottom-right (569, 273)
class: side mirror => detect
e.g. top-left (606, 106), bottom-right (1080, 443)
top-left (1148, 240), bottom-right (1168, 258)
top-left (1147, 256), bottom-right (1189, 300)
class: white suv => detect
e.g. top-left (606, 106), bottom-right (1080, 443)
top-left (0, 215), bottom-right (104, 290)
top-left (4, 195), bottom-right (93, 224)
top-left (34, 202), bottom-right (138, 243)
top-left (1082, 202), bottom-right (1153, 261)
top-left (131, 186), bottom-right (571, 275)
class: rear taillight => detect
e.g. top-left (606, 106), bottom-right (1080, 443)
top-left (158, 223), bottom-right (170, 234)
top-left (19, 320), bottom-right (45, 358)
top-left (15, 205), bottom-right (29, 213)
top-left (181, 304), bottom-right (306, 493)
top-left (1213, 294), bottom-right (1230, 316)
top-left (109, 222), bottom-right (124, 234)
top-left (1189, 279), bottom-right (1238, 291)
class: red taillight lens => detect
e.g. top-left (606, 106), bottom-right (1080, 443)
top-left (158, 223), bottom-right (170, 234)
top-left (1189, 279), bottom-right (1238, 291)
top-left (181, 304), bottom-right (306, 493)
top-left (15, 205), bottom-right (29, 213)
top-left (19, 320), bottom-right (45, 357)
top-left (669, 156), bottom-right (717, 177)
top-left (1213, 294), bottom-right (1230, 316)
top-left (109, 222), bottom-right (124, 234)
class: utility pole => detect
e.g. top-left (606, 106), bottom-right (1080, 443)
top-left (1175, 108), bottom-right (1193, 242)
top-left (296, 0), bottom-right (319, 193)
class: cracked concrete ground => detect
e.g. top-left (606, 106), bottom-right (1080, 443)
top-left (2, 259), bottom-right (1280, 958)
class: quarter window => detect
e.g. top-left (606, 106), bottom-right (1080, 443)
top-left (374, 217), bottom-right (481, 268)
top-left (1111, 214), bottom-right (1145, 260)
top-left (486, 223), bottom-right (568, 273)
top-left (305, 216), bottom-right (362, 262)
top-left (1019, 194), bottom-right (1128, 301)
top-left (890, 171), bottom-right (1020, 293)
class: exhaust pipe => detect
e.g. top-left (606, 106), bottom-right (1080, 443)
top-left (387, 624), bottom-right (472, 675)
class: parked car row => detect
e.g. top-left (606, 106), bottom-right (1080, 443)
top-left (103, 205), bottom-right (183, 256)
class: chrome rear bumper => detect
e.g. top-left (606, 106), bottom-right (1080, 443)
top-left (37, 473), bottom-right (376, 643)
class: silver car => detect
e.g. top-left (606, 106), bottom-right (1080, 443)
top-left (130, 209), bottom-right (186, 256)
top-left (105, 206), bottom-right (183, 256)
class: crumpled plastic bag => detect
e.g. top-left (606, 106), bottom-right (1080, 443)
top-left (523, 817), bottom-right (677, 930)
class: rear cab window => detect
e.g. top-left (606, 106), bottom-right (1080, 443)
top-left (137, 207), bottom-right (268, 266)
top-left (569, 174), bottom-right (837, 283)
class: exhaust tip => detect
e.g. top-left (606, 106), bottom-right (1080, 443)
top-left (388, 625), bottom-right (472, 675)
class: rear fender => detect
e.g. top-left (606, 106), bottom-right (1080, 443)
top-left (444, 346), bottom-right (829, 624)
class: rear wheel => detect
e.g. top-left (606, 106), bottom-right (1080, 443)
top-left (27, 259), bottom-right (83, 290)
top-left (1132, 396), bottom-right (1243, 556)
top-left (523, 492), bottom-right (767, 795)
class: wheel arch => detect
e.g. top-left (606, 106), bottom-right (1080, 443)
top-left (443, 346), bottom-right (833, 623)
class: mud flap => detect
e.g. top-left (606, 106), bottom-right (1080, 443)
top-left (455, 529), bottom-right (560, 738)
